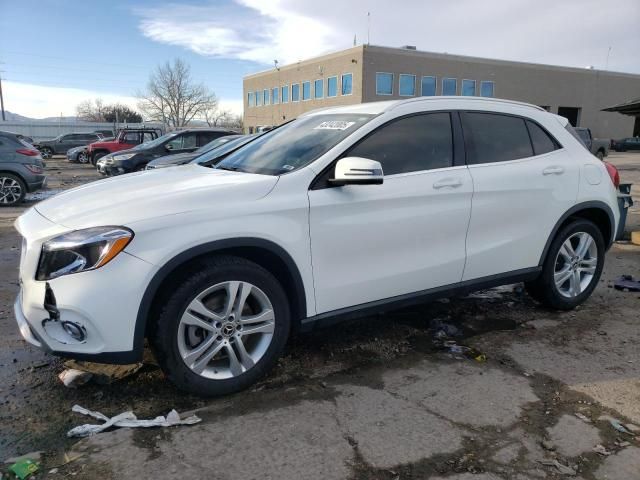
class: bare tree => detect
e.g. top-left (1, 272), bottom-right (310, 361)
top-left (137, 59), bottom-right (217, 127)
top-left (76, 98), bottom-right (107, 122)
top-left (204, 107), bottom-right (230, 127)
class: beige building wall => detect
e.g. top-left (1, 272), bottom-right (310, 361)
top-left (243, 45), bottom-right (640, 138)
top-left (243, 46), bottom-right (364, 132)
top-left (362, 46), bottom-right (639, 139)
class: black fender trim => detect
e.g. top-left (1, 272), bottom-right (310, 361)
top-left (130, 238), bottom-right (307, 359)
top-left (538, 201), bottom-right (615, 267)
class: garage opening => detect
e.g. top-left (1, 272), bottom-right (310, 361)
top-left (557, 107), bottom-right (582, 127)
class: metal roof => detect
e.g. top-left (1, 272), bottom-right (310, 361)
top-left (602, 98), bottom-right (640, 116)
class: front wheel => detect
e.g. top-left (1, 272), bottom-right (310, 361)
top-left (40, 147), bottom-right (53, 159)
top-left (0, 173), bottom-right (26, 206)
top-left (596, 150), bottom-right (605, 160)
top-left (78, 151), bottom-right (89, 164)
top-left (151, 256), bottom-right (291, 396)
top-left (526, 219), bottom-right (604, 310)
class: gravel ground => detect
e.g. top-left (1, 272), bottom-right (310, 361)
top-left (1, 154), bottom-right (639, 479)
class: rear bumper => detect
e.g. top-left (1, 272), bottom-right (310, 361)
top-left (26, 175), bottom-right (47, 192)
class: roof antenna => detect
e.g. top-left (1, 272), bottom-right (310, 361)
top-left (274, 59), bottom-right (280, 71)
top-left (367, 12), bottom-right (370, 45)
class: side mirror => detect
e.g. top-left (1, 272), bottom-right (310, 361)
top-left (328, 157), bottom-right (384, 186)
top-left (165, 144), bottom-right (174, 151)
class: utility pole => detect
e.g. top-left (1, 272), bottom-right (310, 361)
top-left (367, 12), bottom-right (370, 45)
top-left (0, 72), bottom-right (6, 121)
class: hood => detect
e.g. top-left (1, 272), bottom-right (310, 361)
top-left (34, 165), bottom-right (278, 229)
top-left (148, 152), bottom-right (198, 167)
top-left (89, 139), bottom-right (120, 149)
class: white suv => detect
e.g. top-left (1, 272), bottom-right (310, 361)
top-left (14, 97), bottom-right (619, 395)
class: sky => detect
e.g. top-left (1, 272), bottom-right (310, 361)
top-left (1, 0), bottom-right (639, 119)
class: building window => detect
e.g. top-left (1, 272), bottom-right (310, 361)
top-left (302, 81), bottom-right (311, 100)
top-left (376, 72), bottom-right (393, 95)
top-left (327, 76), bottom-right (338, 97)
top-left (420, 76), bottom-right (436, 96)
top-left (272, 87), bottom-right (279, 104)
top-left (442, 78), bottom-right (457, 95)
top-left (314, 79), bottom-right (324, 99)
top-left (462, 79), bottom-right (476, 96)
top-left (480, 81), bottom-right (495, 98)
top-left (291, 83), bottom-right (300, 102)
top-left (263, 89), bottom-right (270, 105)
top-left (247, 92), bottom-right (254, 107)
top-left (399, 74), bottom-right (416, 96)
top-left (281, 85), bottom-right (289, 103)
top-left (341, 73), bottom-right (353, 95)
top-left (255, 90), bottom-right (262, 106)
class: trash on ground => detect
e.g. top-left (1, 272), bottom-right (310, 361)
top-left (593, 444), bottom-right (611, 456)
top-left (67, 405), bottom-right (202, 438)
top-left (430, 318), bottom-right (462, 338)
top-left (8, 459), bottom-right (39, 480)
top-left (625, 423), bottom-right (640, 433)
top-left (540, 439), bottom-right (555, 451)
top-left (574, 412), bottom-right (591, 423)
top-left (59, 360), bottom-right (143, 388)
top-left (442, 341), bottom-right (487, 362)
top-left (609, 419), bottom-right (633, 435)
top-left (613, 275), bottom-right (640, 292)
top-left (538, 459), bottom-right (576, 476)
top-left (58, 369), bottom-right (93, 388)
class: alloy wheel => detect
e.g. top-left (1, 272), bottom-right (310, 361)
top-left (0, 176), bottom-right (23, 205)
top-left (41, 148), bottom-right (52, 159)
top-left (553, 232), bottom-right (598, 298)
top-left (78, 151), bottom-right (89, 163)
top-left (177, 281), bottom-right (275, 379)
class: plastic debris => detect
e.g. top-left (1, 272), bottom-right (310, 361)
top-left (444, 342), bottom-right (487, 362)
top-left (4, 452), bottom-right (42, 465)
top-left (593, 444), bottom-right (611, 456)
top-left (59, 361), bottom-right (143, 388)
top-left (67, 404), bottom-right (202, 438)
top-left (58, 369), bottom-right (93, 388)
top-left (574, 412), bottom-right (591, 423)
top-left (9, 459), bottom-right (39, 480)
top-left (430, 319), bottom-right (462, 338)
top-left (610, 419), bottom-right (633, 435)
top-left (538, 459), bottom-right (576, 476)
top-left (613, 275), bottom-right (640, 292)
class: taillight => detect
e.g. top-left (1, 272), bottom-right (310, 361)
top-left (603, 161), bottom-right (620, 189)
top-left (16, 148), bottom-right (40, 157)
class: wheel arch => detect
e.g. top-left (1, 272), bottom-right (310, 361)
top-left (538, 201), bottom-right (615, 266)
top-left (134, 238), bottom-right (307, 356)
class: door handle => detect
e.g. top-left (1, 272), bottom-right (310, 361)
top-left (433, 178), bottom-right (463, 189)
top-left (542, 166), bottom-right (565, 175)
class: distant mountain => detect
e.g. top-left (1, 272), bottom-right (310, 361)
top-left (2, 110), bottom-right (78, 122)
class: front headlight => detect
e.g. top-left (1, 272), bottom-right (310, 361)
top-left (113, 153), bottom-right (136, 161)
top-left (36, 227), bottom-right (133, 280)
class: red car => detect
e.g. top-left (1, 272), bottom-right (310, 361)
top-left (87, 128), bottom-right (162, 165)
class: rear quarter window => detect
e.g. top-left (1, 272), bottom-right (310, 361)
top-left (461, 112), bottom-right (533, 164)
top-left (526, 120), bottom-right (561, 155)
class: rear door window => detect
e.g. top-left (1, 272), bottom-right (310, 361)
top-left (461, 112), bottom-right (533, 164)
top-left (122, 132), bottom-right (141, 144)
top-left (526, 121), bottom-right (561, 156)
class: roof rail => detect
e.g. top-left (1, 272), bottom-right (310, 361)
top-left (388, 96), bottom-right (546, 112)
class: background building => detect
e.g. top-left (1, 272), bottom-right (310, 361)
top-left (243, 45), bottom-right (640, 138)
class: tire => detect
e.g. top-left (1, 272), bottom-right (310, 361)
top-left (78, 151), bottom-right (89, 164)
top-left (526, 219), bottom-right (604, 310)
top-left (0, 173), bottom-right (27, 206)
top-left (91, 151), bottom-right (107, 166)
top-left (40, 147), bottom-right (53, 159)
top-left (151, 255), bottom-right (291, 396)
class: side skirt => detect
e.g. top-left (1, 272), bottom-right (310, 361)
top-left (299, 267), bottom-right (541, 332)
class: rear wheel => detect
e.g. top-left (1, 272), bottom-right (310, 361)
top-left (78, 151), bottom-right (89, 164)
top-left (526, 219), bottom-right (604, 310)
top-left (151, 255), bottom-right (291, 396)
top-left (0, 173), bottom-right (26, 206)
top-left (40, 147), bottom-right (53, 159)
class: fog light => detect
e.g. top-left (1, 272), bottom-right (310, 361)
top-left (61, 321), bottom-right (86, 341)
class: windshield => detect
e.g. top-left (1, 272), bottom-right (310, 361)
top-left (132, 132), bottom-right (177, 150)
top-left (216, 114), bottom-right (374, 175)
top-left (193, 135), bottom-right (257, 165)
top-left (195, 135), bottom-right (240, 154)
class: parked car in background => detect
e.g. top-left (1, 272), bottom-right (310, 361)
top-left (14, 98), bottom-right (620, 396)
top-left (16, 134), bottom-right (35, 145)
top-left (574, 127), bottom-right (609, 159)
top-left (93, 129), bottom-right (115, 138)
top-left (87, 128), bottom-right (163, 165)
top-left (145, 134), bottom-right (243, 169)
top-left (97, 128), bottom-right (235, 175)
top-left (0, 130), bottom-right (46, 206)
top-left (66, 145), bottom-right (91, 164)
top-left (191, 134), bottom-right (260, 167)
top-left (611, 136), bottom-right (640, 152)
top-left (34, 132), bottom-right (103, 159)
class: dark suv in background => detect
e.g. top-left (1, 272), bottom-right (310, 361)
top-left (34, 132), bottom-right (103, 158)
top-left (97, 128), bottom-right (236, 175)
top-left (0, 131), bottom-right (46, 206)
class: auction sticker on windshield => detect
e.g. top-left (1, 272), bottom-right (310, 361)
top-left (314, 121), bottom-right (355, 130)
